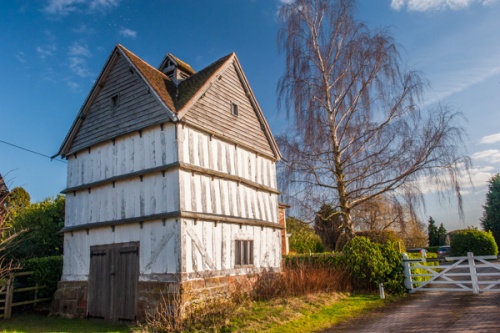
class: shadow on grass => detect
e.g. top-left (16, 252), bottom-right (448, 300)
top-left (0, 312), bottom-right (133, 333)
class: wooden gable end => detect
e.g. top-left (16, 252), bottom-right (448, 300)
top-left (183, 61), bottom-right (275, 159)
top-left (67, 53), bottom-right (171, 155)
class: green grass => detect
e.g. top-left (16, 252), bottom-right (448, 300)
top-left (220, 292), bottom-right (391, 332)
top-left (264, 294), bottom-right (386, 333)
top-left (0, 313), bottom-right (132, 333)
top-left (1, 293), bottom-right (396, 333)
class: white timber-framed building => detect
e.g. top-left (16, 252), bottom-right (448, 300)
top-left (52, 44), bottom-right (284, 321)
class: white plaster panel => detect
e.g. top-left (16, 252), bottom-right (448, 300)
top-left (66, 124), bottom-right (176, 188)
top-left (61, 219), bottom-right (180, 282)
top-left (65, 171), bottom-right (179, 227)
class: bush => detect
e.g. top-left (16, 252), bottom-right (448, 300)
top-left (450, 229), bottom-right (499, 256)
top-left (22, 256), bottom-right (63, 299)
top-left (7, 195), bottom-right (64, 260)
top-left (287, 217), bottom-right (324, 254)
top-left (253, 260), bottom-right (351, 301)
top-left (283, 252), bottom-right (344, 269)
top-left (343, 237), bottom-right (404, 293)
top-left (425, 246), bottom-right (440, 253)
top-left (355, 230), bottom-right (404, 247)
top-left (335, 229), bottom-right (406, 252)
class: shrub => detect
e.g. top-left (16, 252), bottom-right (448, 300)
top-left (283, 252), bottom-right (344, 269)
top-left (335, 229), bottom-right (406, 252)
top-left (378, 241), bottom-right (405, 294)
top-left (343, 237), bottom-right (404, 293)
top-left (342, 237), bottom-right (388, 291)
top-left (287, 217), bottom-right (324, 253)
top-left (7, 196), bottom-right (64, 260)
top-left (22, 256), bottom-right (63, 299)
top-left (425, 246), bottom-right (440, 253)
top-left (253, 260), bottom-right (351, 301)
top-left (450, 229), bottom-right (498, 256)
top-left (355, 230), bottom-right (404, 249)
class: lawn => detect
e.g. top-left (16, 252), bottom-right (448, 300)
top-left (0, 293), bottom-right (396, 332)
top-left (0, 313), bottom-right (132, 333)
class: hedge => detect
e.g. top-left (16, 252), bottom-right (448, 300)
top-left (450, 230), bottom-right (499, 256)
top-left (22, 255), bottom-right (63, 299)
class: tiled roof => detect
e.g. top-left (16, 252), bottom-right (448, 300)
top-left (167, 53), bottom-right (196, 75)
top-left (175, 54), bottom-right (233, 110)
top-left (118, 44), bottom-right (232, 114)
top-left (118, 45), bottom-right (177, 112)
top-left (58, 44), bottom-right (280, 160)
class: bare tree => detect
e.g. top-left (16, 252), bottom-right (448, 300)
top-left (351, 195), bottom-right (406, 232)
top-left (277, 0), bottom-right (470, 237)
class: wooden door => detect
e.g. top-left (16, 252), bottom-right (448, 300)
top-left (87, 242), bottom-right (139, 321)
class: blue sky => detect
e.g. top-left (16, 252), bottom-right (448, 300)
top-left (1, 0), bottom-right (499, 231)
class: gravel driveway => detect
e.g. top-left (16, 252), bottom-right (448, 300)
top-left (322, 291), bottom-right (500, 333)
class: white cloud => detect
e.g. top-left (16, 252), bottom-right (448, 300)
top-left (43, 0), bottom-right (120, 16)
top-left (72, 24), bottom-right (95, 34)
top-left (68, 42), bottom-right (90, 57)
top-left (69, 56), bottom-right (92, 77)
top-left (44, 0), bottom-right (85, 15)
top-left (16, 52), bottom-right (27, 63)
top-left (65, 79), bottom-right (80, 91)
top-left (472, 149), bottom-right (500, 164)
top-left (119, 28), bottom-right (137, 38)
top-left (66, 41), bottom-right (92, 77)
top-left (479, 133), bottom-right (500, 144)
top-left (89, 0), bottom-right (120, 10)
top-left (425, 62), bottom-right (500, 106)
top-left (36, 44), bottom-right (57, 60)
top-left (390, 0), bottom-right (498, 11)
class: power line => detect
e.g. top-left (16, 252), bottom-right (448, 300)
top-left (0, 139), bottom-right (67, 164)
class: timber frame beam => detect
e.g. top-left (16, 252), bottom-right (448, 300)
top-left (59, 210), bottom-right (284, 233)
top-left (62, 162), bottom-right (280, 195)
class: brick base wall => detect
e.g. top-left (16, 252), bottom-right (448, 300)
top-left (51, 281), bottom-right (88, 318)
top-left (52, 274), bottom-right (260, 321)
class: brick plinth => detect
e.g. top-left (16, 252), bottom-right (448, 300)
top-left (51, 281), bottom-right (88, 318)
top-left (52, 273), bottom-right (263, 322)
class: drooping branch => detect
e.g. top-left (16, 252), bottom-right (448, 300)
top-left (277, 0), bottom-right (471, 234)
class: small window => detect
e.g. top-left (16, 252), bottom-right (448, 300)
top-left (110, 94), bottom-right (120, 109)
top-left (235, 240), bottom-right (254, 266)
top-left (231, 103), bottom-right (238, 116)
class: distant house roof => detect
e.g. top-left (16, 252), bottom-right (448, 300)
top-left (57, 44), bottom-right (281, 160)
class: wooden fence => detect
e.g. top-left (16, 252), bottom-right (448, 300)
top-left (0, 271), bottom-right (51, 319)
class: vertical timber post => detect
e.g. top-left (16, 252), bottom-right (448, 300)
top-left (4, 273), bottom-right (14, 319)
top-left (468, 252), bottom-right (479, 294)
top-left (402, 253), bottom-right (413, 292)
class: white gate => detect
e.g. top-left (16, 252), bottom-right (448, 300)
top-left (402, 252), bottom-right (500, 294)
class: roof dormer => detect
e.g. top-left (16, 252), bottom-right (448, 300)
top-left (158, 53), bottom-right (196, 86)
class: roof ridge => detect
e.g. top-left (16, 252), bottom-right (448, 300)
top-left (166, 53), bottom-right (196, 75)
top-left (118, 44), bottom-right (171, 81)
top-left (117, 44), bottom-right (177, 114)
top-left (174, 53), bottom-right (234, 111)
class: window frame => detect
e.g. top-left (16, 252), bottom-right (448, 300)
top-left (231, 102), bottom-right (239, 116)
top-left (235, 239), bottom-right (254, 267)
top-left (110, 94), bottom-right (120, 110)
